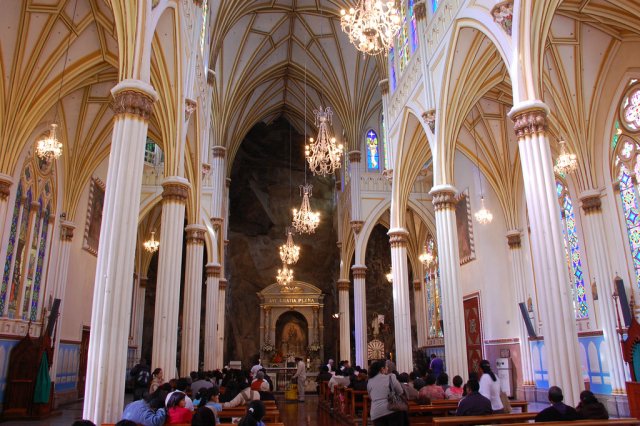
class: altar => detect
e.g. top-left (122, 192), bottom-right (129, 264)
top-left (258, 281), bottom-right (325, 364)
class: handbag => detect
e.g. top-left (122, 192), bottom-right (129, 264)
top-left (387, 375), bottom-right (408, 411)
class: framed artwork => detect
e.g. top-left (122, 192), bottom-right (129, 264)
top-left (83, 177), bottom-right (105, 256)
top-left (455, 189), bottom-right (476, 264)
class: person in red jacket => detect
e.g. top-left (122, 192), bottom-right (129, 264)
top-left (165, 391), bottom-right (193, 424)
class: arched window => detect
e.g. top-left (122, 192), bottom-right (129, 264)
top-left (366, 130), bottom-right (380, 171)
top-left (424, 238), bottom-right (442, 338)
top-left (1, 155), bottom-right (55, 321)
top-left (389, 47), bottom-right (397, 93)
top-left (556, 177), bottom-right (589, 319)
top-left (398, 1), bottom-right (417, 73)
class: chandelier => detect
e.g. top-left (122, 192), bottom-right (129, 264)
top-left (419, 240), bottom-right (435, 268)
top-left (292, 184), bottom-right (320, 234)
top-left (554, 139), bottom-right (578, 175)
top-left (143, 231), bottom-right (160, 253)
top-left (305, 106), bottom-right (343, 177)
top-left (474, 197), bottom-right (494, 225)
top-left (340, 0), bottom-right (401, 55)
top-left (279, 227), bottom-right (300, 265)
top-left (36, 124), bottom-right (63, 160)
top-left (276, 263), bottom-right (294, 286)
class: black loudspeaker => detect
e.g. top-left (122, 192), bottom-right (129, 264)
top-left (439, 320), bottom-right (444, 334)
top-left (615, 277), bottom-right (632, 328)
top-left (518, 302), bottom-right (537, 338)
top-left (46, 298), bottom-right (61, 338)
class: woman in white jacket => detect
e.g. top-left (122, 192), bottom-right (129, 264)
top-left (479, 359), bottom-right (504, 413)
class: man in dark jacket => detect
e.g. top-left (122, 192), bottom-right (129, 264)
top-left (456, 379), bottom-right (492, 416)
top-left (129, 358), bottom-right (151, 401)
top-left (535, 386), bottom-right (580, 422)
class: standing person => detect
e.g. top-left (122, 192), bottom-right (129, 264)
top-left (479, 360), bottom-right (504, 413)
top-left (292, 357), bottom-right (307, 403)
top-left (149, 368), bottom-right (164, 394)
top-left (366, 360), bottom-right (409, 426)
top-left (429, 354), bottom-right (444, 376)
top-left (129, 358), bottom-right (151, 401)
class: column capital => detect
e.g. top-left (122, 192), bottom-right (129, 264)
top-left (162, 176), bottom-right (191, 203)
top-left (508, 101), bottom-right (550, 138)
top-left (140, 277), bottom-right (149, 288)
top-left (60, 220), bottom-right (76, 241)
top-left (579, 189), bottom-right (602, 214)
top-left (30, 201), bottom-right (40, 210)
top-left (350, 220), bottom-right (364, 234)
top-left (185, 98), bottom-right (197, 120)
top-left (207, 69), bottom-right (215, 86)
top-left (348, 150), bottom-right (362, 163)
top-left (337, 279), bottom-right (350, 291)
top-left (414, 0), bottom-right (427, 21)
top-left (351, 265), bottom-right (367, 279)
top-left (379, 79), bottom-right (389, 96)
top-left (219, 278), bottom-right (228, 290)
top-left (212, 146), bottom-right (227, 159)
top-left (506, 229), bottom-right (522, 249)
top-left (205, 263), bottom-right (221, 278)
top-left (430, 184), bottom-right (457, 211)
top-left (193, 0), bottom-right (203, 6)
top-left (422, 109), bottom-right (436, 133)
top-left (110, 80), bottom-right (158, 121)
top-left (0, 173), bottom-right (12, 200)
top-left (185, 224), bottom-right (207, 245)
top-left (226, 178), bottom-right (231, 188)
top-left (413, 279), bottom-right (423, 291)
top-left (210, 217), bottom-right (224, 228)
top-left (388, 228), bottom-right (409, 248)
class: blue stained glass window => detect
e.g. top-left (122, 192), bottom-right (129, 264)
top-left (366, 130), bottom-right (380, 171)
top-left (409, 0), bottom-right (418, 53)
top-left (1, 182), bottom-right (22, 315)
top-left (426, 268), bottom-right (442, 338)
top-left (618, 165), bottom-right (640, 288)
top-left (398, 1), bottom-right (410, 72)
top-left (432, 0), bottom-right (439, 12)
top-left (389, 47), bottom-right (397, 92)
top-left (29, 205), bottom-right (49, 321)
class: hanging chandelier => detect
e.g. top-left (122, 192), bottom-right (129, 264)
top-left (340, 0), bottom-right (401, 55)
top-left (276, 263), bottom-right (294, 286)
top-left (36, 124), bottom-right (63, 160)
top-left (279, 227), bottom-right (300, 265)
top-left (305, 106), bottom-right (344, 177)
top-left (419, 241), bottom-right (435, 268)
top-left (554, 139), bottom-right (578, 175)
top-left (474, 197), bottom-right (494, 225)
top-left (143, 231), bottom-right (160, 253)
top-left (292, 184), bottom-right (320, 234)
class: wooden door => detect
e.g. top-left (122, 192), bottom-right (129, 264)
top-left (77, 328), bottom-right (90, 398)
top-left (463, 295), bottom-right (483, 375)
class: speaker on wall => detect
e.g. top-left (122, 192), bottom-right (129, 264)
top-left (518, 302), bottom-right (537, 338)
top-left (439, 319), bottom-right (444, 334)
top-left (615, 276), bottom-right (632, 328)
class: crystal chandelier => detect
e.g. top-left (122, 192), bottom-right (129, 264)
top-left (554, 139), bottom-right (578, 175)
top-left (305, 106), bottom-right (344, 177)
top-left (419, 242), bottom-right (435, 268)
top-left (143, 231), bottom-right (160, 253)
top-left (279, 227), bottom-right (300, 265)
top-left (474, 197), bottom-right (494, 225)
top-left (276, 263), bottom-right (294, 286)
top-left (292, 184), bottom-right (320, 234)
top-left (36, 123), bottom-right (63, 160)
top-left (340, 0), bottom-right (401, 55)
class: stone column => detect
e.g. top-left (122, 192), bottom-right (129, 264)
top-left (337, 279), bottom-right (351, 362)
top-left (216, 278), bottom-right (228, 367)
top-left (388, 228), bottom-right (413, 373)
top-left (0, 174), bottom-right (12, 244)
top-left (579, 190), bottom-right (626, 394)
top-left (349, 151), bottom-right (364, 234)
top-left (352, 265), bottom-right (368, 368)
top-left (210, 146), bottom-right (226, 229)
top-left (84, 80), bottom-right (157, 423)
top-left (430, 185), bottom-right (468, 380)
top-left (509, 102), bottom-right (583, 405)
top-left (180, 224), bottom-right (206, 376)
top-left (506, 230), bottom-right (535, 390)
top-left (134, 277), bottom-right (148, 357)
top-left (414, 278), bottom-right (428, 347)
top-left (204, 263), bottom-right (221, 370)
top-left (152, 177), bottom-right (190, 379)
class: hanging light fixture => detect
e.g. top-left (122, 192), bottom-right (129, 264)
top-left (470, 108), bottom-right (493, 225)
top-left (474, 197), bottom-right (494, 225)
top-left (386, 269), bottom-right (393, 283)
top-left (292, 184), bottom-right (320, 234)
top-left (143, 231), bottom-right (160, 253)
top-left (554, 138), bottom-right (578, 175)
top-left (419, 239), bottom-right (435, 268)
top-left (279, 227), bottom-right (300, 265)
top-left (306, 106), bottom-right (344, 176)
top-left (276, 263), bottom-right (294, 286)
top-left (340, 0), bottom-right (401, 55)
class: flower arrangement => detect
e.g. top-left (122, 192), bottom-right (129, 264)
top-left (261, 341), bottom-right (275, 353)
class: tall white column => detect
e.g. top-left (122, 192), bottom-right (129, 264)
top-left (204, 263), bottom-right (221, 370)
top-left (210, 146), bottom-right (226, 229)
top-left (352, 265), bottom-right (367, 368)
top-left (349, 151), bottom-right (363, 234)
top-left (134, 277), bottom-right (148, 358)
top-left (430, 186), bottom-right (468, 380)
top-left (337, 279), bottom-right (351, 362)
top-left (83, 80), bottom-right (157, 423)
top-left (579, 190), bottom-right (626, 394)
top-left (506, 230), bottom-right (535, 390)
top-left (216, 278), bottom-right (227, 367)
top-left (509, 102), bottom-right (583, 405)
top-left (180, 224), bottom-right (206, 376)
top-left (0, 174), bottom-right (12, 244)
top-left (388, 228), bottom-right (413, 374)
top-left (152, 177), bottom-right (190, 379)
top-left (414, 278), bottom-right (428, 347)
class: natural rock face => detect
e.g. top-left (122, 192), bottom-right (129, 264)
top-left (226, 118), bottom-right (339, 367)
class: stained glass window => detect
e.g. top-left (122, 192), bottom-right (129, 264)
top-left (0, 182), bottom-right (22, 315)
top-left (432, 0), bottom-right (439, 12)
top-left (426, 267), bottom-right (442, 338)
top-left (29, 204), bottom-right (49, 321)
top-left (366, 130), bottom-right (380, 171)
top-left (556, 179), bottom-right (589, 319)
top-left (409, 0), bottom-right (418, 54)
top-left (200, 0), bottom-right (209, 55)
top-left (389, 47), bottom-right (397, 92)
top-left (398, 1), bottom-right (410, 72)
top-left (618, 164), bottom-right (640, 289)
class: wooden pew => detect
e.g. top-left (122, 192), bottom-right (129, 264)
top-left (319, 380), bottom-right (331, 410)
top-left (345, 388), bottom-right (368, 424)
top-left (218, 407), bottom-right (281, 422)
top-left (426, 399), bottom-right (528, 413)
top-left (430, 412), bottom-right (537, 425)
top-left (505, 420), bottom-right (640, 426)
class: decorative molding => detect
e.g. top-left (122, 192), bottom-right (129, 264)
top-left (218, 278), bottom-right (228, 290)
top-left (110, 90), bottom-right (155, 121)
top-left (580, 191), bottom-right (602, 214)
top-left (414, 0), bottom-right (427, 21)
top-left (491, 1), bottom-right (513, 36)
top-left (185, 98), bottom-right (197, 120)
top-left (483, 337), bottom-right (519, 345)
top-left (422, 109), bottom-right (436, 133)
top-left (350, 220), bottom-right (364, 234)
top-left (205, 264), bottom-right (221, 278)
top-left (388, 229), bottom-right (409, 248)
top-left (0, 175), bottom-right (12, 200)
top-left (351, 266), bottom-right (367, 280)
top-left (202, 163), bottom-right (211, 177)
top-left (382, 169), bottom-right (393, 181)
top-left (506, 230), bottom-right (522, 249)
top-left (162, 179), bottom-right (190, 203)
top-left (379, 79), bottom-right (389, 96)
top-left (210, 217), bottom-right (223, 228)
top-left (389, 52), bottom-right (422, 122)
top-left (185, 224), bottom-right (206, 245)
top-left (337, 279), bottom-right (350, 291)
top-left (212, 146), bottom-right (226, 159)
top-left (207, 69), bottom-right (215, 86)
top-left (511, 108), bottom-right (548, 138)
top-left (140, 277), bottom-right (148, 289)
top-left (348, 150), bottom-right (362, 163)
top-left (430, 187), bottom-right (456, 211)
top-left (60, 221), bottom-right (76, 242)
top-left (413, 279), bottom-right (422, 291)
top-left (83, 177), bottom-right (105, 256)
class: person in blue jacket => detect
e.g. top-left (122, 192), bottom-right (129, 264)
top-left (121, 388), bottom-right (167, 426)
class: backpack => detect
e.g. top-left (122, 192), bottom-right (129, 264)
top-left (136, 369), bottom-right (150, 387)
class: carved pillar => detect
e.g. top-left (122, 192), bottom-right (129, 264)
top-left (430, 185), bottom-right (468, 380)
top-left (414, 278), bottom-right (428, 347)
top-left (210, 146), bottom-right (226, 229)
top-left (337, 279), bottom-right (351, 363)
top-left (204, 263), bottom-right (221, 370)
top-left (578, 190), bottom-right (626, 394)
top-left (509, 102), bottom-right (583, 405)
top-left (180, 224), bottom-right (206, 376)
top-left (349, 151), bottom-right (364, 234)
top-left (134, 277), bottom-right (148, 358)
top-left (152, 177), bottom-right (190, 379)
top-left (84, 80), bottom-right (157, 423)
top-left (0, 174), bottom-right (12, 244)
top-left (352, 265), bottom-right (367, 367)
top-left (216, 278), bottom-right (227, 367)
top-left (388, 228), bottom-right (413, 373)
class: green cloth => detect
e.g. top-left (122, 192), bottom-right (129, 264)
top-left (33, 352), bottom-right (51, 403)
